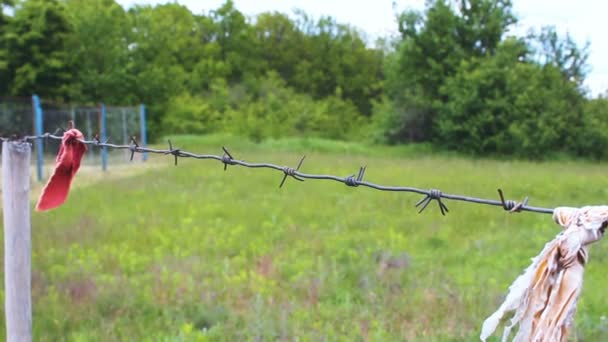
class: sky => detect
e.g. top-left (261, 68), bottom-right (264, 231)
top-left (117, 0), bottom-right (607, 96)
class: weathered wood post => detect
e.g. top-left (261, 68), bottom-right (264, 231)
top-left (2, 140), bottom-right (33, 342)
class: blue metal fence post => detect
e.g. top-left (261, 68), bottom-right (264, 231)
top-left (31, 95), bottom-right (44, 182)
top-left (100, 104), bottom-right (108, 171)
top-left (139, 104), bottom-right (148, 162)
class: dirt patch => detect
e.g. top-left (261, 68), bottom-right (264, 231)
top-left (0, 159), bottom-right (165, 209)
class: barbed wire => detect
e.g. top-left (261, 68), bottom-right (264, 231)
top-left (0, 132), bottom-right (555, 216)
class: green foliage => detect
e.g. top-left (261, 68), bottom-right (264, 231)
top-left (163, 72), bottom-right (364, 141)
top-left (8, 135), bottom-right (608, 339)
top-left (209, 0), bottom-right (262, 82)
top-left (526, 26), bottom-right (590, 86)
top-left (253, 12), bottom-right (301, 82)
top-left (576, 97), bottom-right (608, 159)
top-left (88, 0), bottom-right (381, 139)
top-left (4, 0), bottom-right (75, 99)
top-left (0, 1), bottom-right (13, 93)
top-left (64, 0), bottom-right (133, 104)
top-left (161, 92), bottom-right (223, 135)
top-left (127, 3), bottom-right (195, 131)
top-left (288, 13), bottom-right (384, 115)
top-left (1, 0), bottom-right (607, 159)
top-left (374, 0), bottom-right (601, 159)
top-left (436, 38), bottom-right (585, 158)
top-left (383, 0), bottom-right (516, 141)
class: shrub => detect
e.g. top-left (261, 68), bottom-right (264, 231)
top-left (164, 72), bottom-right (364, 141)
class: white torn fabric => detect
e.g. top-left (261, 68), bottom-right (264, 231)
top-left (480, 206), bottom-right (608, 342)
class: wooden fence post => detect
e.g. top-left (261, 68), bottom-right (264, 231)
top-left (2, 141), bottom-right (33, 342)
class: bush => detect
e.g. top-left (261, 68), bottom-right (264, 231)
top-left (576, 97), bottom-right (608, 159)
top-left (436, 40), bottom-right (586, 158)
top-left (161, 93), bottom-right (223, 134)
top-left (163, 72), bottom-right (365, 142)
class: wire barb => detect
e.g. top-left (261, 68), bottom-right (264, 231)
top-left (53, 127), bottom-right (65, 136)
top-left (279, 155), bottom-right (306, 188)
top-left (91, 133), bottom-right (110, 145)
top-left (167, 140), bottom-right (180, 166)
top-left (416, 189), bottom-right (449, 215)
top-left (344, 166), bottom-right (366, 187)
top-left (221, 146), bottom-right (235, 171)
top-left (129, 136), bottom-right (139, 161)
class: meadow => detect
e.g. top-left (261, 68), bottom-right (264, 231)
top-left (2, 135), bottom-right (608, 341)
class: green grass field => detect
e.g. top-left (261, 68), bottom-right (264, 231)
top-left (3, 135), bottom-right (608, 341)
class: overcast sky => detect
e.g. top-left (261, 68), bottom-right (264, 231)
top-left (117, 0), bottom-right (607, 96)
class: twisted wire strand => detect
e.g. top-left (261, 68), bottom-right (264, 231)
top-left (0, 133), bottom-right (555, 215)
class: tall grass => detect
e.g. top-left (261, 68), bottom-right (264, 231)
top-left (2, 135), bottom-right (608, 340)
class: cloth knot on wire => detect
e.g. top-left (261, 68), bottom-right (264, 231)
top-left (498, 189), bottom-right (529, 213)
top-left (344, 166), bottom-right (366, 188)
top-left (167, 140), bottom-right (180, 166)
top-left (345, 175), bottom-right (359, 187)
top-left (128, 136), bottom-right (140, 161)
top-left (503, 200), bottom-right (518, 211)
top-left (416, 188), bottom-right (449, 215)
top-left (283, 167), bottom-right (297, 177)
top-left (220, 146), bottom-right (236, 171)
top-left (429, 189), bottom-right (442, 199)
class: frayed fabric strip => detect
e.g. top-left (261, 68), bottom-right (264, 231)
top-left (35, 128), bottom-right (87, 211)
top-left (481, 206), bottom-right (608, 342)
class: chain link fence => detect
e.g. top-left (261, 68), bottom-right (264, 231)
top-left (0, 95), bottom-right (147, 182)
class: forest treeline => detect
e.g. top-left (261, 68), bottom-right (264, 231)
top-left (1, 0), bottom-right (607, 158)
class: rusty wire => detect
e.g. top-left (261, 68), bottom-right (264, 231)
top-left (0, 132), bottom-right (555, 216)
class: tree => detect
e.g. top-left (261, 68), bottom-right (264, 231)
top-left (576, 96), bottom-right (608, 159)
top-left (209, 0), bottom-right (262, 82)
top-left (64, 0), bottom-right (133, 103)
top-left (526, 26), bottom-right (590, 88)
top-left (382, 0), bottom-right (517, 141)
top-left (0, 0), bottom-right (15, 93)
top-left (436, 38), bottom-right (585, 157)
top-left (253, 11), bottom-right (301, 83)
top-left (289, 12), bottom-right (383, 115)
top-left (4, 0), bottom-right (75, 99)
top-left (188, 14), bottom-right (230, 92)
top-left (127, 3), bottom-right (198, 130)
top-left (0, 0), bottom-right (13, 24)
top-left (455, 0), bottom-right (516, 57)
